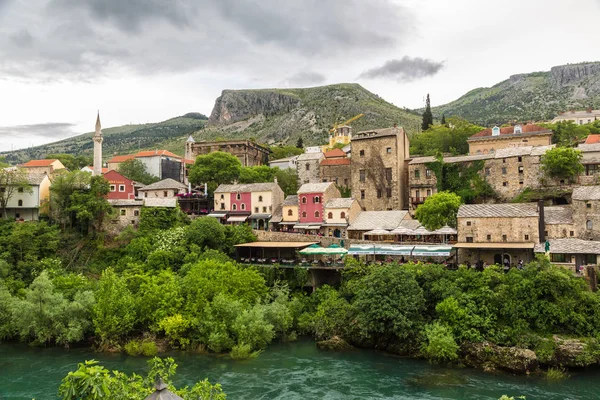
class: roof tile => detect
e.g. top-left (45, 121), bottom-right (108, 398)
top-left (215, 182), bottom-right (281, 193)
top-left (572, 186), bottom-right (600, 201)
top-left (138, 178), bottom-right (187, 191)
top-left (348, 210), bottom-right (409, 231)
top-left (458, 203), bottom-right (539, 218)
top-left (470, 124), bottom-right (550, 139)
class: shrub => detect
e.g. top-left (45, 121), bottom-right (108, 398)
top-left (420, 322), bottom-right (459, 363)
top-left (159, 314), bottom-right (191, 349)
top-left (124, 339), bottom-right (157, 356)
top-left (230, 343), bottom-right (261, 360)
top-left (546, 367), bottom-right (569, 381)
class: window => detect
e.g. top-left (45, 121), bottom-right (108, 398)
top-left (314, 196), bottom-right (321, 203)
top-left (386, 188), bottom-right (392, 198)
top-left (110, 184), bottom-right (116, 192)
top-left (163, 191), bottom-right (168, 197)
top-left (466, 221), bottom-right (471, 226)
top-left (220, 203), bottom-right (225, 210)
top-left (486, 234), bottom-right (491, 241)
top-left (587, 203), bottom-right (592, 209)
top-left (241, 204), bottom-right (246, 210)
top-left (144, 192), bottom-right (148, 198)
top-left (220, 194), bottom-right (224, 200)
top-left (415, 189), bottom-right (420, 199)
top-left (466, 236), bottom-right (473, 243)
top-left (120, 209), bottom-right (126, 216)
top-left (255, 207), bottom-right (259, 213)
top-left (0, 188), bottom-right (4, 193)
top-left (359, 150), bottom-right (365, 157)
top-left (518, 156), bottom-right (523, 162)
top-left (236, 193), bottom-right (241, 200)
top-left (288, 209), bottom-right (293, 216)
top-left (519, 181), bottom-right (524, 185)
top-left (340, 212), bottom-right (346, 219)
top-left (587, 220), bottom-right (593, 230)
top-left (306, 164), bottom-right (310, 171)
top-left (344, 178), bottom-right (349, 186)
top-left (359, 170), bottom-right (366, 182)
top-left (232, 204), bottom-right (237, 210)
top-left (518, 166), bottom-right (524, 174)
top-left (360, 190), bottom-right (365, 200)
top-left (119, 185), bottom-right (126, 192)
top-left (263, 206), bottom-right (267, 212)
top-left (414, 169), bottom-right (420, 179)
top-left (551, 253), bottom-right (566, 263)
top-left (302, 197), bottom-right (307, 204)
top-left (544, 230), bottom-right (548, 238)
top-left (570, 231), bottom-right (574, 237)
top-left (386, 147), bottom-right (392, 153)
top-left (503, 182), bottom-right (508, 187)
top-left (426, 189), bottom-right (431, 197)
top-left (315, 211), bottom-right (320, 218)
top-left (501, 167), bottom-right (507, 175)
top-left (385, 168), bottom-right (392, 183)
top-left (15, 213), bottom-right (19, 218)
top-left (502, 158), bottom-right (506, 163)
top-left (485, 167), bottom-right (490, 176)
top-left (134, 210), bottom-right (139, 216)
top-left (17, 187), bottom-right (23, 193)
top-left (377, 189), bottom-right (382, 198)
top-left (328, 212), bottom-right (333, 219)
top-left (502, 234), bottom-right (507, 242)
top-left (524, 234), bottom-right (529, 241)
top-left (302, 211), bottom-right (307, 218)
top-left (425, 169), bottom-right (432, 178)
top-left (18, 200), bottom-right (23, 206)
top-left (323, 178), bottom-right (328, 183)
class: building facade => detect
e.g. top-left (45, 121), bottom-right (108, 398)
top-left (551, 109), bottom-right (600, 125)
top-left (296, 152), bottom-right (325, 185)
top-left (320, 148), bottom-right (351, 189)
top-left (0, 172), bottom-right (50, 221)
top-left (139, 178), bottom-right (187, 207)
top-left (296, 182), bottom-right (341, 230)
top-left (467, 124), bottom-right (553, 155)
top-left (320, 125), bottom-right (352, 152)
top-left (269, 155), bottom-right (299, 170)
top-left (322, 197), bottom-right (362, 238)
top-left (350, 126), bottom-right (410, 211)
top-left (187, 139), bottom-right (269, 167)
top-left (107, 199), bottom-right (143, 230)
top-left (104, 170), bottom-right (137, 200)
top-left (93, 112), bottom-right (103, 176)
top-left (20, 159), bottom-right (65, 175)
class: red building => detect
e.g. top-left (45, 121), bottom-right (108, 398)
top-left (230, 191), bottom-right (252, 212)
top-left (104, 170), bottom-right (137, 200)
top-left (297, 182), bottom-right (341, 226)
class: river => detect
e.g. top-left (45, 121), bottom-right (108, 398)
top-left (1, 339), bottom-right (597, 400)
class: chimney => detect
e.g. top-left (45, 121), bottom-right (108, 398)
top-left (538, 200), bottom-right (545, 243)
top-left (274, 176), bottom-right (278, 184)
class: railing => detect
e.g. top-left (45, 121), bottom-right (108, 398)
top-left (411, 197), bottom-right (426, 204)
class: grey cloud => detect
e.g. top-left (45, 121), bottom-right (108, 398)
top-left (9, 29), bottom-right (33, 47)
top-left (359, 57), bottom-right (444, 82)
top-left (284, 71), bottom-right (326, 86)
top-left (0, 122), bottom-right (77, 138)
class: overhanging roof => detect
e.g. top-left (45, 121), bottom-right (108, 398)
top-left (454, 242), bottom-right (535, 249)
top-left (235, 241), bottom-right (318, 248)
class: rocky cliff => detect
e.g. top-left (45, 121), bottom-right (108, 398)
top-left (209, 90), bottom-right (301, 125)
top-left (432, 62), bottom-right (600, 125)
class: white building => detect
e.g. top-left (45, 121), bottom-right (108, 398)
top-left (552, 110), bottom-right (600, 125)
top-left (0, 172), bottom-right (50, 221)
top-left (269, 155), bottom-right (299, 170)
top-left (138, 178), bottom-right (187, 207)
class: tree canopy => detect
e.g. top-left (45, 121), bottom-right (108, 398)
top-left (117, 159), bottom-right (160, 185)
top-left (189, 152), bottom-right (242, 193)
top-left (421, 93), bottom-right (433, 131)
top-left (540, 147), bottom-right (584, 183)
top-left (414, 191), bottom-right (462, 230)
top-left (45, 154), bottom-right (92, 171)
top-left (270, 145), bottom-right (303, 161)
top-left (411, 118), bottom-right (484, 156)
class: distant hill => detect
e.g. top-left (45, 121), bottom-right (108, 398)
top-left (0, 115), bottom-right (207, 164)
top-left (432, 62), bottom-right (600, 126)
top-left (197, 83), bottom-right (422, 146)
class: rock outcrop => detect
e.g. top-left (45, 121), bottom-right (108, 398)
top-left (209, 90), bottom-right (301, 125)
top-left (317, 336), bottom-right (354, 351)
top-left (461, 342), bottom-right (539, 374)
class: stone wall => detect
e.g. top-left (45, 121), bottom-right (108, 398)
top-left (572, 199), bottom-right (600, 240)
top-left (468, 134), bottom-right (552, 155)
top-left (321, 163), bottom-right (352, 189)
top-left (458, 216), bottom-right (540, 243)
top-left (297, 158), bottom-right (322, 185)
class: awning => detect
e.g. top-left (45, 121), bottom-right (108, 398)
top-left (235, 241), bottom-right (318, 248)
top-left (207, 212), bottom-right (227, 218)
top-left (294, 224), bottom-right (309, 229)
top-left (375, 245), bottom-right (414, 256)
top-left (278, 221), bottom-right (297, 225)
top-left (433, 225), bottom-right (458, 235)
top-left (364, 229), bottom-right (393, 236)
top-left (454, 242), bottom-right (535, 249)
top-left (390, 226), bottom-right (415, 235)
top-left (348, 244), bottom-right (375, 255)
top-left (227, 216), bottom-right (248, 222)
top-left (412, 245), bottom-right (453, 257)
top-left (413, 226), bottom-right (435, 235)
top-left (248, 214), bottom-right (271, 220)
top-left (305, 225), bottom-right (322, 230)
top-left (322, 223), bottom-right (348, 227)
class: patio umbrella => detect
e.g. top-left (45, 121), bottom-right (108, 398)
top-left (364, 229), bottom-right (393, 236)
top-left (413, 226), bottom-right (434, 235)
top-left (323, 243), bottom-right (348, 255)
top-left (433, 225), bottom-right (457, 235)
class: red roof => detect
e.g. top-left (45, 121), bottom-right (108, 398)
top-left (21, 159), bottom-right (59, 167)
top-left (184, 159), bottom-right (195, 165)
top-left (135, 150), bottom-right (182, 159)
top-left (324, 148), bottom-right (346, 158)
top-left (321, 158), bottom-right (351, 166)
top-left (585, 134), bottom-right (600, 144)
top-left (107, 155), bottom-right (135, 163)
top-left (470, 124), bottom-right (549, 139)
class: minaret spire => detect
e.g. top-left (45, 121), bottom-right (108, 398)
top-left (93, 111), bottom-right (103, 176)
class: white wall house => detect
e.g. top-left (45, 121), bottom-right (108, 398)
top-left (1, 173), bottom-right (50, 221)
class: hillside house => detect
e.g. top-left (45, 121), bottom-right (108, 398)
top-left (320, 148), bottom-right (351, 190)
top-left (296, 152), bottom-right (325, 185)
top-left (269, 155), bottom-right (299, 170)
top-left (106, 155), bottom-right (135, 172)
top-left (467, 124), bottom-right (552, 155)
top-left (322, 197), bottom-right (362, 238)
top-left (296, 182), bottom-right (341, 232)
top-left (104, 170), bottom-right (138, 200)
top-left (186, 138), bottom-right (269, 167)
top-left (139, 178), bottom-right (187, 207)
top-left (346, 210), bottom-right (412, 240)
top-left (20, 159), bottom-right (65, 175)
top-left (270, 195), bottom-right (298, 232)
top-left (0, 172), bottom-right (50, 221)
top-left (551, 109), bottom-right (600, 125)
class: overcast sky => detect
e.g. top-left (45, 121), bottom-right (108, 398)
top-left (0, 0), bottom-right (599, 152)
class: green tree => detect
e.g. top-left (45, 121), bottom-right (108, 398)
top-left (440, 114), bottom-right (446, 126)
top-left (296, 137), bottom-right (304, 149)
top-left (46, 154), bottom-right (92, 171)
top-left (117, 159), bottom-right (160, 185)
top-left (67, 175), bottom-right (113, 235)
top-left (49, 170), bottom-right (94, 229)
top-left (189, 152), bottom-right (242, 193)
top-left (411, 118), bottom-right (483, 156)
top-left (270, 145), bottom-right (303, 161)
top-left (542, 121), bottom-right (590, 147)
top-left (420, 322), bottom-right (459, 363)
top-left (421, 93), bottom-right (433, 131)
top-left (540, 147), bottom-right (584, 183)
top-left (239, 165), bottom-right (277, 183)
top-left (275, 168), bottom-right (298, 197)
top-left (138, 207), bottom-right (188, 233)
top-left (414, 191), bottom-right (462, 230)
top-left (185, 217), bottom-right (227, 251)
top-left (0, 168), bottom-right (32, 219)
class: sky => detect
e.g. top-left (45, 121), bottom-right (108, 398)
top-left (0, 0), bottom-right (599, 152)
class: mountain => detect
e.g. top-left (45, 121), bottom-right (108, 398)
top-left (0, 114), bottom-right (207, 164)
top-left (198, 83), bottom-right (422, 146)
top-left (433, 62), bottom-right (600, 126)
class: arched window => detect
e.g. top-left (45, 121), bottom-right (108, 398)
top-left (587, 220), bottom-right (593, 230)
top-left (232, 204), bottom-right (237, 210)
top-left (302, 211), bottom-right (307, 218)
top-left (241, 203), bottom-right (246, 210)
top-left (236, 193), bottom-right (241, 200)
top-left (340, 212), bottom-right (346, 219)
top-left (314, 196), bottom-right (320, 203)
top-left (328, 212), bottom-right (333, 219)
top-left (18, 200), bottom-right (23, 206)
top-left (288, 209), bottom-right (293, 216)
top-left (258, 195), bottom-right (263, 202)
top-left (302, 197), bottom-right (307, 204)
top-left (220, 194), bottom-right (224, 200)
top-left (315, 211), bottom-right (320, 218)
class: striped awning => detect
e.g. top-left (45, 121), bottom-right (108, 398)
top-left (227, 216), bottom-right (248, 222)
top-left (207, 212), bottom-right (227, 218)
top-left (348, 244), bottom-right (375, 255)
top-left (412, 245), bottom-right (453, 257)
top-left (375, 245), bottom-right (414, 255)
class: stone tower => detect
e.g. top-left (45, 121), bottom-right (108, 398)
top-left (185, 135), bottom-right (195, 161)
top-left (93, 111), bottom-right (103, 176)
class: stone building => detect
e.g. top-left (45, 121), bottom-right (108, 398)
top-left (571, 186), bottom-right (600, 240)
top-left (320, 148), bottom-right (351, 189)
top-left (468, 124), bottom-right (553, 155)
top-left (551, 109), bottom-right (600, 125)
top-left (577, 142), bottom-right (600, 184)
top-left (139, 178), bottom-right (187, 207)
top-left (20, 159), bottom-right (65, 175)
top-left (322, 197), bottom-right (362, 238)
top-left (107, 199), bottom-right (143, 230)
top-left (270, 195), bottom-right (298, 232)
top-left (296, 182), bottom-right (341, 232)
top-left (269, 155), bottom-right (299, 170)
top-left (186, 138), bottom-right (269, 167)
top-left (350, 126), bottom-right (410, 211)
top-left (296, 152), bottom-right (324, 185)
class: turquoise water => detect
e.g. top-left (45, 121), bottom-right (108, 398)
top-left (0, 339), bottom-right (597, 399)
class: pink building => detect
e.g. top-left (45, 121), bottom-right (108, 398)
top-left (296, 182), bottom-right (341, 231)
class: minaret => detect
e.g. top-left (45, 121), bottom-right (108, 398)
top-left (185, 135), bottom-right (195, 161)
top-left (93, 111), bottom-right (103, 176)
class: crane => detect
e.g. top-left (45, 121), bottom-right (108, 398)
top-left (329, 113), bottom-right (364, 133)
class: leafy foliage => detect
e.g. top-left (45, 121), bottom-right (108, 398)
top-left (410, 118), bottom-right (483, 156)
top-left (45, 153), bottom-right (92, 171)
top-left (540, 147), bottom-right (584, 183)
top-left (117, 159), bottom-right (160, 185)
top-left (415, 191), bottom-right (462, 230)
top-left (189, 152), bottom-right (242, 193)
top-left (425, 156), bottom-right (495, 203)
top-left (421, 93), bottom-right (433, 131)
top-left (270, 145), bottom-right (303, 160)
top-left (420, 322), bottom-right (459, 363)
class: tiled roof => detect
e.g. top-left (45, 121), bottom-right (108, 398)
top-left (21, 159), bottom-right (58, 167)
top-left (321, 158), bottom-right (351, 166)
top-left (494, 146), bottom-right (534, 158)
top-left (324, 148), bottom-right (346, 158)
top-left (325, 198), bottom-right (355, 208)
top-left (578, 143), bottom-right (600, 153)
top-left (470, 124), bottom-right (550, 139)
top-left (298, 182), bottom-right (335, 194)
top-left (534, 238), bottom-right (600, 254)
top-left (215, 182), bottom-right (280, 193)
top-left (270, 205), bottom-right (283, 223)
top-left (135, 150), bottom-right (182, 159)
top-left (397, 219), bottom-right (422, 230)
top-left (409, 153), bottom-right (493, 165)
top-left (297, 152), bottom-right (324, 161)
top-left (282, 195), bottom-right (298, 206)
top-left (354, 127), bottom-right (403, 140)
top-left (183, 159), bottom-right (195, 165)
top-left (530, 145), bottom-right (555, 156)
top-left (347, 210), bottom-right (409, 231)
top-left (572, 186), bottom-right (600, 201)
top-left (108, 199), bottom-right (144, 207)
top-left (138, 178), bottom-right (187, 191)
top-left (25, 173), bottom-right (49, 185)
top-left (544, 206), bottom-right (573, 225)
top-left (458, 203), bottom-right (539, 218)
top-left (408, 145), bottom-right (554, 165)
top-left (585, 134), bottom-right (600, 144)
top-left (107, 155), bottom-right (135, 163)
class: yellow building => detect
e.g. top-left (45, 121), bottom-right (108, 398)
top-left (321, 126), bottom-right (352, 152)
top-left (468, 124), bottom-right (552, 155)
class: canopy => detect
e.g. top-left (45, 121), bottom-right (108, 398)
top-left (227, 216), bottom-right (248, 223)
top-left (413, 226), bottom-right (434, 235)
top-left (390, 226), bottom-right (415, 235)
top-left (207, 212), bottom-right (227, 218)
top-left (348, 244), bottom-right (375, 255)
top-left (247, 214), bottom-right (271, 220)
top-left (433, 225), bottom-right (458, 235)
top-left (375, 245), bottom-right (414, 256)
top-left (300, 243), bottom-right (348, 255)
top-left (412, 245), bottom-right (453, 257)
top-left (363, 229), bottom-right (393, 236)
top-left (324, 243), bottom-right (348, 255)
top-left (293, 224), bottom-right (309, 229)
top-left (305, 225), bottom-right (322, 230)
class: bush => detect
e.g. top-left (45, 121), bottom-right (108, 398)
top-left (159, 314), bottom-right (191, 349)
top-left (125, 339), bottom-right (158, 356)
top-left (230, 343), bottom-right (261, 360)
top-left (546, 367), bottom-right (569, 381)
top-left (420, 322), bottom-right (459, 363)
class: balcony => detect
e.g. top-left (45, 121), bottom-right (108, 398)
top-left (411, 197), bottom-right (426, 204)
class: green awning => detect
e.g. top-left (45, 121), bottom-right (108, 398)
top-left (375, 245), bottom-right (413, 256)
top-left (412, 246), bottom-right (453, 257)
top-left (348, 244), bottom-right (375, 255)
